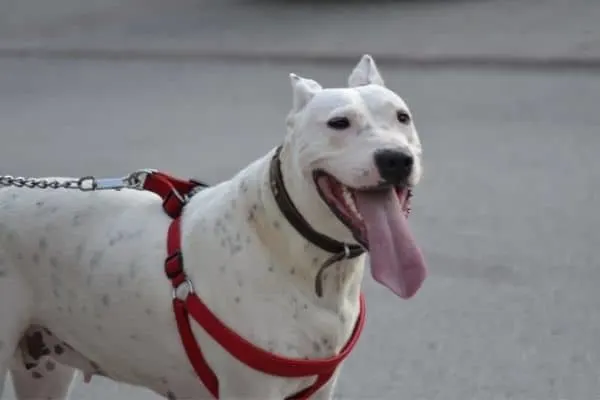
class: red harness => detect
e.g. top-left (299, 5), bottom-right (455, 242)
top-left (141, 171), bottom-right (366, 399)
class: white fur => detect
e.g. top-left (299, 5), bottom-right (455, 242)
top-left (0, 55), bottom-right (423, 399)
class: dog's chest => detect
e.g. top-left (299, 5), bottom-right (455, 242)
top-left (194, 253), bottom-right (359, 361)
top-left (181, 176), bottom-right (361, 359)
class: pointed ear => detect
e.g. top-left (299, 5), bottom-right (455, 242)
top-left (289, 73), bottom-right (322, 112)
top-left (347, 54), bottom-right (385, 87)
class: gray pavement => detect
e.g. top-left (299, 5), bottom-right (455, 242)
top-left (1, 57), bottom-right (599, 399)
top-left (1, 0), bottom-right (600, 66)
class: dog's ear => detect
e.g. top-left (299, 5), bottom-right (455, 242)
top-left (289, 73), bottom-right (322, 112)
top-left (348, 54), bottom-right (385, 87)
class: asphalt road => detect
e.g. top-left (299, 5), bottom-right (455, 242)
top-left (1, 58), bottom-right (599, 400)
top-left (2, 0), bottom-right (600, 65)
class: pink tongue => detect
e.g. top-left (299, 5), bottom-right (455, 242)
top-left (354, 189), bottom-right (427, 299)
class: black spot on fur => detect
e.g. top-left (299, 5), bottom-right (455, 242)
top-left (32, 371), bottom-right (43, 379)
top-left (46, 360), bottom-right (56, 371)
top-left (312, 342), bottom-right (321, 353)
top-left (54, 345), bottom-right (64, 355)
top-left (75, 244), bottom-right (84, 261)
top-left (25, 332), bottom-right (51, 360)
top-left (90, 251), bottom-right (103, 269)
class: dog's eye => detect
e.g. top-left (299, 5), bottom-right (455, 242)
top-left (396, 111), bottom-right (411, 125)
top-left (327, 117), bottom-right (351, 130)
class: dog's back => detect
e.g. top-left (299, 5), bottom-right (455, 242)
top-left (0, 183), bottom-right (197, 391)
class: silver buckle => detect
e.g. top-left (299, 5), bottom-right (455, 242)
top-left (172, 278), bottom-right (195, 301)
top-left (343, 244), bottom-right (351, 259)
top-left (124, 169), bottom-right (157, 190)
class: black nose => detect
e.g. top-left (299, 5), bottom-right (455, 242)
top-left (374, 149), bottom-right (414, 185)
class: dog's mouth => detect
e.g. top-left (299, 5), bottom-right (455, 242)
top-left (313, 171), bottom-right (411, 248)
top-left (313, 170), bottom-right (427, 299)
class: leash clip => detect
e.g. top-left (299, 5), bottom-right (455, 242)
top-left (124, 169), bottom-right (157, 190)
top-left (86, 169), bottom-right (158, 191)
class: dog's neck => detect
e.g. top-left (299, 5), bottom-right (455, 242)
top-left (246, 145), bottom-right (365, 312)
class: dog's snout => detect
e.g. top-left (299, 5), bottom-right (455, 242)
top-left (374, 149), bottom-right (413, 185)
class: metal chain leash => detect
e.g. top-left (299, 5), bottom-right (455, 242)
top-left (0, 169), bottom-right (156, 192)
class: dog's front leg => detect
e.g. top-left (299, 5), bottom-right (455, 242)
top-left (217, 376), bottom-right (283, 400)
top-left (221, 375), bottom-right (340, 400)
top-left (215, 361), bottom-right (299, 400)
top-left (215, 357), bottom-right (342, 399)
top-left (309, 373), bottom-right (339, 400)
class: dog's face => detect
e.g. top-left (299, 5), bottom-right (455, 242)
top-left (286, 56), bottom-right (422, 190)
top-left (284, 55), bottom-right (427, 299)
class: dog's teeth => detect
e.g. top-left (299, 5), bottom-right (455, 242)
top-left (342, 188), bottom-right (352, 202)
top-left (342, 187), bottom-right (361, 219)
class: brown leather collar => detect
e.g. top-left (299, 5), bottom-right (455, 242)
top-left (269, 146), bottom-right (365, 296)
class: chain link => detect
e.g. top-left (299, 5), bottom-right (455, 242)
top-left (0, 175), bottom-right (99, 191)
top-left (0, 169), bottom-right (156, 192)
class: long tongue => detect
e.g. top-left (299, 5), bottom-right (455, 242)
top-left (354, 189), bottom-right (427, 299)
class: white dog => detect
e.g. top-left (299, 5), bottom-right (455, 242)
top-left (0, 54), bottom-right (427, 400)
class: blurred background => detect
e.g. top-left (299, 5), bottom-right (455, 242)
top-left (1, 0), bottom-right (600, 399)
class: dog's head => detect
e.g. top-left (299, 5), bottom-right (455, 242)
top-left (283, 55), bottom-right (427, 299)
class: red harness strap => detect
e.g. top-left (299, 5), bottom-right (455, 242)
top-left (142, 172), bottom-right (366, 399)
